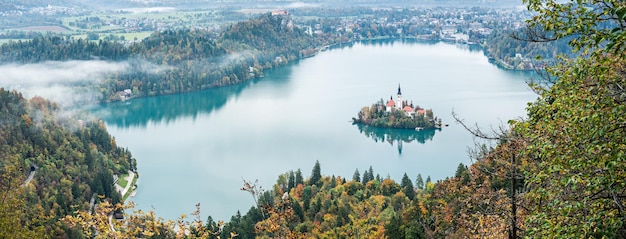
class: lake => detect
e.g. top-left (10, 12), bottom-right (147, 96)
top-left (94, 40), bottom-right (536, 221)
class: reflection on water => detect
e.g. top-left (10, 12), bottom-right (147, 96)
top-left (91, 59), bottom-right (297, 128)
top-left (92, 81), bottom-right (251, 128)
top-left (354, 123), bottom-right (439, 154)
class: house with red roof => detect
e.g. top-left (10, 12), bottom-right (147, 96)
top-left (385, 97), bottom-right (396, 112)
top-left (385, 84), bottom-right (419, 117)
top-left (386, 84), bottom-right (405, 112)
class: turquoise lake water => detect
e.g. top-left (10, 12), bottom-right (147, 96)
top-left (95, 40), bottom-right (536, 221)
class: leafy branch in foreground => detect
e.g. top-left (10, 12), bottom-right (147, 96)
top-left (241, 178), bottom-right (266, 219)
top-left (63, 201), bottom-right (235, 239)
top-left (452, 111), bottom-right (530, 239)
top-left (518, 53), bottom-right (626, 238)
top-left (522, 0), bottom-right (626, 55)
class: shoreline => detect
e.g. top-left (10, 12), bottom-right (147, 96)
top-left (115, 170), bottom-right (137, 202)
top-left (104, 38), bottom-right (530, 104)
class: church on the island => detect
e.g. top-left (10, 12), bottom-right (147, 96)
top-left (385, 85), bottom-right (426, 117)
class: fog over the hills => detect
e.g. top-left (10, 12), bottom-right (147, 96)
top-left (0, 60), bottom-right (129, 107)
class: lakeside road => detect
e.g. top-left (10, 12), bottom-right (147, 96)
top-left (109, 171), bottom-right (135, 232)
top-left (115, 171), bottom-right (135, 199)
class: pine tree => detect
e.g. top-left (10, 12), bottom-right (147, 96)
top-left (415, 174), bottom-right (424, 190)
top-left (288, 170), bottom-right (295, 191)
top-left (352, 169), bottom-right (361, 183)
top-left (362, 169), bottom-right (370, 184)
top-left (295, 169), bottom-right (304, 186)
top-left (455, 163), bottom-right (467, 178)
top-left (302, 186), bottom-right (312, 211)
top-left (309, 160), bottom-right (321, 186)
top-left (401, 173), bottom-right (415, 200)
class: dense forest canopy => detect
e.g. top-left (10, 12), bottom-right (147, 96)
top-left (0, 88), bottom-right (136, 238)
top-left (0, 13), bottom-right (321, 103)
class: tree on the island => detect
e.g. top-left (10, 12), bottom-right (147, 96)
top-left (425, 109), bottom-right (434, 120)
top-left (309, 161), bottom-right (321, 187)
top-left (415, 113), bottom-right (426, 128)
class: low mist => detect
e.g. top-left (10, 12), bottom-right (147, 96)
top-left (0, 60), bottom-right (130, 107)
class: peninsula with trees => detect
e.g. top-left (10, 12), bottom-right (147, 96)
top-left (353, 85), bottom-right (442, 130)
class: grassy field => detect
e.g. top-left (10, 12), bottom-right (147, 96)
top-left (122, 176), bottom-right (137, 201)
top-left (117, 173), bottom-right (129, 189)
top-left (115, 31), bottom-right (153, 41)
top-left (116, 172), bottom-right (139, 201)
top-left (3, 9), bottom-right (237, 44)
top-left (60, 9), bottom-right (222, 28)
top-left (11, 25), bottom-right (69, 32)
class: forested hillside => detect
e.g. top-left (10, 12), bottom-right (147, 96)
top-left (0, 88), bottom-right (136, 238)
top-left (485, 29), bottom-right (571, 70)
top-left (0, 13), bottom-right (321, 102)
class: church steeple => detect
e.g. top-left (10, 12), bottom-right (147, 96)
top-left (396, 84), bottom-right (403, 109)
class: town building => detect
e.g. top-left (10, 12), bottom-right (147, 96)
top-left (385, 85), bottom-right (422, 117)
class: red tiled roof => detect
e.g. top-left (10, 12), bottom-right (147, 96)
top-left (403, 105), bottom-right (414, 112)
top-left (386, 100), bottom-right (395, 107)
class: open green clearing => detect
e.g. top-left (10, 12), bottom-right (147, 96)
top-left (122, 176), bottom-right (137, 201)
top-left (116, 172), bottom-right (138, 201)
top-left (117, 173), bottom-right (129, 189)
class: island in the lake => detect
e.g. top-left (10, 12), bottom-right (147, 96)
top-left (353, 85), bottom-right (443, 130)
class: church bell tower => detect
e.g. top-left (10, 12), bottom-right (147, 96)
top-left (396, 84), bottom-right (402, 109)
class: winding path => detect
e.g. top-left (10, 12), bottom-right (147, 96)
top-left (109, 171), bottom-right (135, 232)
top-left (22, 165), bottom-right (37, 187)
